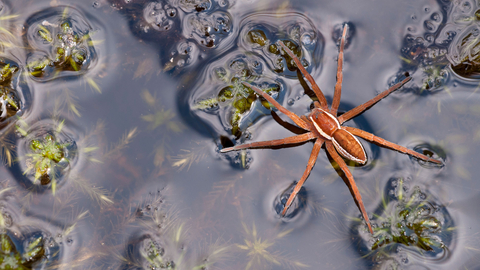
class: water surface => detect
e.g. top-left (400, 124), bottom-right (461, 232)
top-left (0, 0), bottom-right (479, 269)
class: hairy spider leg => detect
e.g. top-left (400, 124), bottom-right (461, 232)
top-left (278, 41), bottom-right (329, 110)
top-left (325, 142), bottom-right (374, 234)
top-left (344, 127), bottom-right (442, 164)
top-left (242, 82), bottom-right (311, 130)
top-left (282, 138), bottom-right (325, 216)
top-left (220, 132), bottom-right (316, 153)
top-left (331, 24), bottom-right (348, 116)
top-left (338, 76), bottom-right (412, 124)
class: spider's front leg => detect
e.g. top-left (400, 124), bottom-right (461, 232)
top-left (242, 82), bottom-right (310, 130)
top-left (220, 132), bottom-right (316, 153)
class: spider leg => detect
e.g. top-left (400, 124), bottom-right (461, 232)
top-left (221, 132), bottom-right (316, 153)
top-left (338, 76), bottom-right (412, 124)
top-left (281, 138), bottom-right (324, 216)
top-left (325, 141), bottom-right (373, 234)
top-left (331, 24), bottom-right (348, 116)
top-left (243, 82), bottom-right (310, 130)
top-left (344, 127), bottom-right (443, 164)
top-left (277, 41), bottom-right (329, 110)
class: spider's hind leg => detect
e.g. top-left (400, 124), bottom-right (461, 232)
top-left (281, 138), bottom-right (324, 216)
top-left (325, 141), bottom-right (374, 234)
top-left (344, 126), bottom-right (443, 164)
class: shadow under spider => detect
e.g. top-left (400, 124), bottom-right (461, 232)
top-left (221, 24), bottom-right (443, 234)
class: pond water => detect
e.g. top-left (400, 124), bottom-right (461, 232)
top-left (0, 0), bottom-right (480, 269)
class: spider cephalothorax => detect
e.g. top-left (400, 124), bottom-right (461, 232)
top-left (221, 24), bottom-right (442, 233)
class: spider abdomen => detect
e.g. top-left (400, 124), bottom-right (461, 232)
top-left (309, 108), bottom-right (340, 140)
top-left (331, 128), bottom-right (367, 164)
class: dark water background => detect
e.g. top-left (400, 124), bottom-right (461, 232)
top-left (0, 0), bottom-right (480, 269)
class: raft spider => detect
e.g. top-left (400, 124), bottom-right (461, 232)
top-left (221, 24), bottom-right (442, 233)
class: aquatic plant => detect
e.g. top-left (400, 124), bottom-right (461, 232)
top-left (0, 233), bottom-right (45, 269)
top-left (29, 20), bottom-right (87, 76)
top-left (0, 62), bottom-right (21, 123)
top-left (24, 132), bottom-right (70, 194)
top-left (236, 222), bottom-right (308, 270)
top-left (195, 57), bottom-right (280, 138)
top-left (371, 183), bottom-right (446, 252)
top-left (24, 6), bottom-right (100, 83)
top-left (354, 178), bottom-right (453, 266)
top-left (141, 89), bottom-right (184, 170)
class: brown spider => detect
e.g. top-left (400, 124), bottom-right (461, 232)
top-left (221, 24), bottom-right (442, 234)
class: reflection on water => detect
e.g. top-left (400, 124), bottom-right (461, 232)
top-left (0, 0), bottom-right (479, 269)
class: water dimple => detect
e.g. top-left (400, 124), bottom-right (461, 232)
top-left (163, 41), bottom-right (198, 72)
top-left (184, 11), bottom-right (232, 48)
top-left (143, 2), bottom-right (176, 32)
top-left (431, 12), bottom-right (441, 22)
top-left (273, 181), bottom-right (307, 219)
top-left (411, 143), bottom-right (446, 168)
top-left (178, 0), bottom-right (212, 13)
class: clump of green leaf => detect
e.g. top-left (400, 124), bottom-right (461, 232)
top-left (118, 193), bottom-right (230, 270)
top-left (16, 120), bottom-right (74, 195)
top-left (194, 58), bottom-right (280, 138)
top-left (236, 222), bottom-right (308, 270)
top-left (244, 26), bottom-right (307, 74)
top-left (140, 238), bottom-right (176, 269)
top-left (141, 90), bottom-right (183, 133)
top-left (27, 16), bottom-right (97, 79)
top-left (30, 21), bottom-right (86, 76)
top-left (422, 64), bottom-right (448, 91)
top-left (0, 233), bottom-right (45, 269)
top-left (369, 179), bottom-right (451, 254)
top-left (0, 63), bottom-right (20, 122)
top-left (24, 132), bottom-right (71, 194)
top-left (268, 39), bottom-right (303, 73)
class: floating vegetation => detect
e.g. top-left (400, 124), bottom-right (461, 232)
top-left (239, 12), bottom-right (323, 77)
top-left (193, 54), bottom-right (280, 138)
top-left (24, 6), bottom-right (100, 81)
top-left (0, 56), bottom-right (30, 136)
top-left (119, 192), bottom-right (230, 270)
top-left (353, 177), bottom-right (454, 266)
top-left (14, 119), bottom-right (76, 195)
top-left (236, 222), bottom-right (308, 270)
top-left (0, 5), bottom-right (20, 52)
top-left (184, 11), bottom-right (232, 48)
top-left (143, 2), bottom-right (177, 32)
top-left (141, 89), bottom-right (184, 170)
top-left (163, 40), bottom-right (199, 72)
top-left (0, 233), bottom-right (45, 269)
top-left (0, 62), bottom-right (20, 123)
top-left (26, 133), bottom-right (70, 187)
top-left (449, 24), bottom-right (480, 78)
top-left (421, 64), bottom-right (448, 92)
top-left (170, 140), bottom-right (210, 171)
